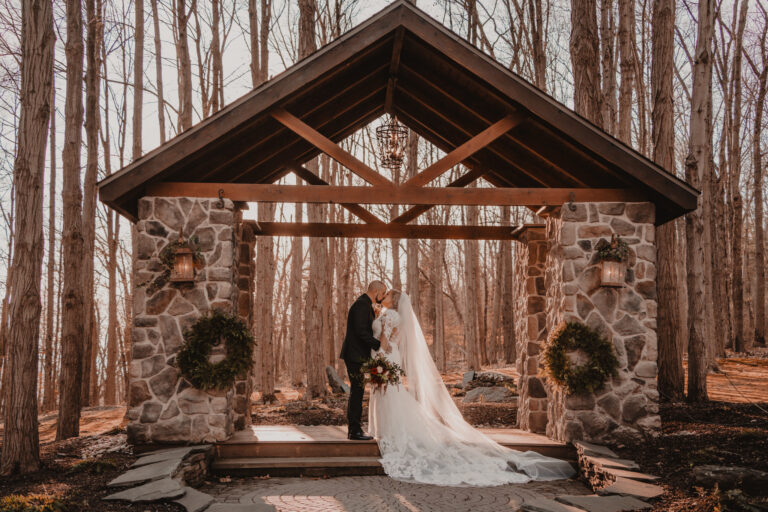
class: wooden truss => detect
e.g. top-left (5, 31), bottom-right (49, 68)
top-left (146, 108), bottom-right (644, 240)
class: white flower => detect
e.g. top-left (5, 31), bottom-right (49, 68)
top-left (364, 373), bottom-right (370, 380)
top-left (376, 366), bottom-right (384, 373)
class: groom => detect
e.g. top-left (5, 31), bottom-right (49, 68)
top-left (339, 280), bottom-right (386, 440)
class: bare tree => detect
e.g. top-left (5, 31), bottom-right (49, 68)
top-left (1, 0), bottom-right (54, 475)
top-left (175, 0), bottom-right (194, 131)
top-left (42, 74), bottom-right (56, 412)
top-left (652, 0), bottom-right (684, 401)
top-left (617, 0), bottom-right (635, 143)
top-left (570, 0), bottom-right (603, 126)
top-left (685, 0), bottom-right (715, 403)
top-left (751, 11), bottom-right (767, 346)
top-left (57, 0), bottom-right (86, 440)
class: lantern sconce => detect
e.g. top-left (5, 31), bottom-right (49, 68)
top-left (170, 238), bottom-right (196, 283)
top-left (598, 234), bottom-right (628, 288)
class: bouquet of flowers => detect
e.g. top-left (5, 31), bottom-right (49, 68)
top-left (359, 354), bottom-right (405, 391)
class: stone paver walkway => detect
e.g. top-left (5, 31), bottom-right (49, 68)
top-left (201, 475), bottom-right (592, 512)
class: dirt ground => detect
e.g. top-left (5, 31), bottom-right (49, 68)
top-left (1, 356), bottom-right (766, 511)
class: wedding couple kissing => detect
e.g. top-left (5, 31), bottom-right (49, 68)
top-left (339, 280), bottom-right (576, 486)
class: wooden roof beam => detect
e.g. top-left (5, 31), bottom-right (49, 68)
top-left (288, 164), bottom-right (384, 224)
top-left (392, 167), bottom-right (486, 224)
top-left (271, 107), bottom-right (393, 188)
top-left (145, 182), bottom-right (644, 206)
top-left (249, 221), bottom-right (534, 240)
top-left (384, 27), bottom-right (405, 113)
top-left (403, 114), bottom-right (522, 188)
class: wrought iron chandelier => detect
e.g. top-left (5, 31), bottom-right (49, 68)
top-left (375, 115), bottom-right (408, 172)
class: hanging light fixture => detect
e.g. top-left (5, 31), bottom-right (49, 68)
top-left (375, 115), bottom-right (408, 172)
top-left (599, 234), bottom-right (627, 287)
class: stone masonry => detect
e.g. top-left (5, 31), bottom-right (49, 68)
top-left (513, 226), bottom-right (549, 434)
top-left (127, 196), bottom-right (253, 444)
top-left (544, 202), bottom-right (661, 444)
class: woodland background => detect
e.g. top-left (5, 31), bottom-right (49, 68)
top-left (0, 0), bottom-right (766, 475)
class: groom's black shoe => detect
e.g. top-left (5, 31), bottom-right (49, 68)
top-left (348, 432), bottom-right (373, 441)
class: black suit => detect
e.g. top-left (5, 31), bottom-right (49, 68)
top-left (339, 293), bottom-right (381, 435)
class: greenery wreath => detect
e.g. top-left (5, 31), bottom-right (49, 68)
top-left (595, 235), bottom-right (629, 263)
top-left (176, 309), bottom-right (255, 391)
top-left (543, 321), bottom-right (619, 394)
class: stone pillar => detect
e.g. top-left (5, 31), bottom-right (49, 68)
top-left (545, 202), bottom-right (661, 443)
top-left (232, 219), bottom-right (256, 430)
top-left (127, 196), bottom-right (248, 444)
top-left (513, 227), bottom-right (549, 433)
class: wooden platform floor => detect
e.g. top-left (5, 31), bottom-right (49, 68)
top-left (213, 425), bottom-right (575, 476)
top-left (224, 424), bottom-right (566, 446)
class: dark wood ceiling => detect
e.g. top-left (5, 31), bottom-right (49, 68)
top-left (98, 0), bottom-right (697, 224)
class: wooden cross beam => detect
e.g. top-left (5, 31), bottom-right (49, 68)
top-left (402, 114), bottom-right (523, 188)
top-left (288, 164), bottom-right (384, 224)
top-left (271, 107), bottom-right (393, 188)
top-left (247, 221), bottom-right (543, 240)
top-left (145, 182), bottom-right (644, 206)
top-left (391, 167), bottom-right (486, 224)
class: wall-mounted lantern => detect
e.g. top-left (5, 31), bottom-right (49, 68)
top-left (170, 240), bottom-right (195, 283)
top-left (597, 234), bottom-right (628, 288)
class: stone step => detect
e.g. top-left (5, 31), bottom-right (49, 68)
top-left (216, 439), bottom-right (575, 461)
top-left (556, 494), bottom-right (652, 511)
top-left (597, 477), bottom-right (665, 500)
top-left (211, 456), bottom-right (387, 477)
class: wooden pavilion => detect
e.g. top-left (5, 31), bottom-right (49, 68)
top-left (100, 1), bottom-right (699, 449)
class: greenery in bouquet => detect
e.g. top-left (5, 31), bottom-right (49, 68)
top-left (359, 354), bottom-right (405, 391)
top-left (595, 235), bottom-right (629, 263)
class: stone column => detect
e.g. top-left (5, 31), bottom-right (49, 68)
top-left (127, 196), bottom-right (248, 444)
top-left (513, 227), bottom-right (549, 433)
top-left (232, 219), bottom-right (256, 430)
top-left (545, 202), bottom-right (661, 443)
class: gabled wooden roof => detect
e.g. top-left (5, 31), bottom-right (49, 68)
top-left (98, 0), bottom-right (697, 224)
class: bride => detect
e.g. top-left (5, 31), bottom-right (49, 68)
top-left (367, 289), bottom-right (575, 486)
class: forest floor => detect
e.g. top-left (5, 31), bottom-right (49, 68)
top-left (0, 355), bottom-right (766, 511)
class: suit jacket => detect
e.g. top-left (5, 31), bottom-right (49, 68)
top-left (339, 294), bottom-right (381, 364)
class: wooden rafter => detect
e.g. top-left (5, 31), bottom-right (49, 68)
top-left (391, 167), bottom-right (486, 223)
top-left (248, 221), bottom-right (544, 240)
top-left (384, 27), bottom-right (405, 113)
top-left (402, 114), bottom-right (522, 188)
top-left (288, 164), bottom-right (384, 224)
top-left (145, 182), bottom-right (644, 206)
top-left (271, 107), bottom-right (393, 188)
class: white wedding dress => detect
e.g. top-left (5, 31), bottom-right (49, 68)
top-left (367, 293), bottom-right (575, 486)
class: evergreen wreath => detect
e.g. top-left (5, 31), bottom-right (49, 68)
top-left (176, 309), bottom-right (255, 391)
top-left (543, 321), bottom-right (619, 394)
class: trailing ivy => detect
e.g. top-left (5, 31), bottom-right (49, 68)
top-left (543, 321), bottom-right (619, 394)
top-left (176, 309), bottom-right (255, 391)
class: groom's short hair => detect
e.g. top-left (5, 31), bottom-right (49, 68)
top-left (367, 280), bottom-right (386, 293)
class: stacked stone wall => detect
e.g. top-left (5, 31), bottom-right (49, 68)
top-left (233, 218), bottom-right (256, 430)
top-left (127, 196), bottom-right (249, 444)
top-left (544, 202), bottom-right (661, 443)
top-left (513, 228), bottom-right (549, 433)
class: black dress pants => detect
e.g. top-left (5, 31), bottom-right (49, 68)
top-left (344, 361), bottom-right (364, 435)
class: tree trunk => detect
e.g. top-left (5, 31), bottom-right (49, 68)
top-left (684, 0), bottom-right (714, 403)
top-left (406, 131), bottom-right (419, 316)
top-left (0, 0), bottom-right (54, 475)
top-left (43, 74), bottom-right (56, 412)
top-left (527, 0), bottom-right (546, 90)
top-left (617, 0), bottom-right (635, 143)
top-left (729, 0), bottom-right (749, 353)
top-left (651, 0), bottom-right (684, 401)
top-left (752, 26), bottom-right (767, 346)
top-left (81, 0), bottom-right (102, 407)
top-left (289, 202), bottom-right (304, 386)
top-left (463, 200), bottom-right (481, 370)
top-left (151, 0), bottom-right (166, 143)
top-left (57, 0), bottom-right (86, 440)
top-left (175, 0), bottom-right (193, 131)
top-left (570, 0), bottom-right (603, 127)
top-left (501, 207), bottom-right (515, 364)
top-left (599, 0), bottom-right (616, 134)
top-left (431, 237), bottom-right (446, 371)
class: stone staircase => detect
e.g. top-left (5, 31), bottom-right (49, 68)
top-left (211, 425), bottom-right (576, 477)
